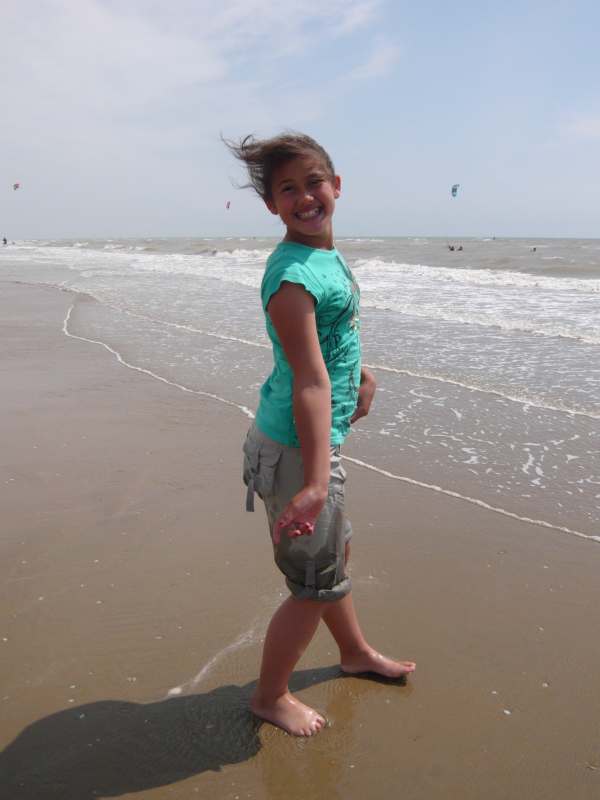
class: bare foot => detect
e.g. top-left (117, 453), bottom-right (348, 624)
top-left (250, 691), bottom-right (327, 737)
top-left (341, 648), bottom-right (416, 679)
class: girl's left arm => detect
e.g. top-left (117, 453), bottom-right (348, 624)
top-left (350, 367), bottom-right (376, 424)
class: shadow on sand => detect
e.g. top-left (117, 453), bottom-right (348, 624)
top-left (0, 666), bottom-right (343, 799)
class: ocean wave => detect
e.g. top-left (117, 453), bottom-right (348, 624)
top-left (361, 299), bottom-right (600, 344)
top-left (363, 363), bottom-right (600, 419)
top-left (59, 297), bottom-right (599, 544)
top-left (352, 259), bottom-right (600, 294)
top-left (5, 242), bottom-right (598, 292)
top-left (338, 237), bottom-right (385, 243)
top-left (59, 289), bottom-right (598, 418)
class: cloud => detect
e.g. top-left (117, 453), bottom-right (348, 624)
top-left (3, 0), bottom-right (385, 119)
top-left (1, 0), bottom-right (397, 235)
top-left (335, 0), bottom-right (381, 35)
top-left (349, 40), bottom-right (401, 80)
top-left (562, 114), bottom-right (600, 140)
top-left (2, 0), bottom-right (396, 163)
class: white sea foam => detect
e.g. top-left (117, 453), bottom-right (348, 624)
top-left (362, 302), bottom-right (600, 344)
top-left (61, 298), bottom-right (598, 547)
top-left (166, 614), bottom-right (267, 696)
top-left (349, 258), bottom-right (600, 343)
top-left (352, 258), bottom-right (600, 294)
top-left (115, 306), bottom-right (270, 350)
top-left (13, 241), bottom-right (600, 294)
top-left (6, 242), bottom-right (599, 346)
top-left (341, 456), bottom-right (600, 544)
top-left (363, 363), bottom-right (600, 420)
top-left (62, 305), bottom-right (255, 419)
top-left (60, 289), bottom-right (600, 420)
top-left (82, 301), bottom-right (599, 419)
top-left (5, 239), bottom-right (595, 547)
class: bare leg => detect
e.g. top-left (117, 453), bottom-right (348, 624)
top-left (251, 596), bottom-right (328, 736)
top-left (322, 544), bottom-right (416, 677)
top-left (322, 593), bottom-right (415, 677)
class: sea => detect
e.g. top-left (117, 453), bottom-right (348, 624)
top-left (2, 236), bottom-right (599, 542)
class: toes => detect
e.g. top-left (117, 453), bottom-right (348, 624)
top-left (303, 713), bottom-right (326, 736)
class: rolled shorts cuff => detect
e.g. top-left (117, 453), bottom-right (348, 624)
top-left (285, 574), bottom-right (352, 602)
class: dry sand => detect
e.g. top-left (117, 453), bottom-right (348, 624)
top-left (1, 280), bottom-right (600, 799)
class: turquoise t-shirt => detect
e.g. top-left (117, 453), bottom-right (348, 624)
top-left (256, 241), bottom-right (361, 447)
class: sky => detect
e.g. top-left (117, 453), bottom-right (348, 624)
top-left (2, 0), bottom-right (600, 239)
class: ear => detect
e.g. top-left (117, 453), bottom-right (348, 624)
top-left (333, 175), bottom-right (341, 199)
top-left (265, 198), bottom-right (279, 215)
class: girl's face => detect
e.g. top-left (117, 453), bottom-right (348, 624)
top-left (265, 154), bottom-right (341, 249)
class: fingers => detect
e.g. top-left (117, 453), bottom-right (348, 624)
top-left (284, 520), bottom-right (315, 538)
top-left (350, 405), bottom-right (365, 424)
top-left (352, 380), bottom-right (375, 424)
top-left (273, 513), bottom-right (289, 545)
top-left (290, 521), bottom-right (314, 537)
top-left (273, 510), bottom-right (291, 545)
top-left (274, 515), bottom-right (314, 543)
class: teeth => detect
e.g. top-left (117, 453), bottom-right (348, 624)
top-left (298, 208), bottom-right (320, 220)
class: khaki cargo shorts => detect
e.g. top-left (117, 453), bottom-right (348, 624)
top-left (243, 423), bottom-right (352, 602)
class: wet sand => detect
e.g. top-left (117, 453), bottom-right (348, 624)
top-left (1, 280), bottom-right (600, 799)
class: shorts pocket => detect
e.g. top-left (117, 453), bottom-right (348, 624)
top-left (328, 447), bottom-right (347, 500)
top-left (243, 432), bottom-right (282, 500)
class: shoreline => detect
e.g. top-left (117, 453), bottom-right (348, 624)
top-left (50, 279), bottom-right (600, 543)
top-left (2, 279), bottom-right (600, 799)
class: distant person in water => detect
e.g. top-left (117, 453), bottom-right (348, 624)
top-left (531, 247), bottom-right (537, 252)
top-left (2, 237), bottom-right (7, 246)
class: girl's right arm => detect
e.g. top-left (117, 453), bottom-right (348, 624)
top-left (266, 281), bottom-right (331, 544)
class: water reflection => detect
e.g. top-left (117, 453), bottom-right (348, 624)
top-left (0, 668), bottom-right (338, 798)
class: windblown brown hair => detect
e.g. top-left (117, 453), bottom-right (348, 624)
top-left (222, 132), bottom-right (335, 202)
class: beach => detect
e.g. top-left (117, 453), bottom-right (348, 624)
top-left (2, 277), bottom-right (600, 799)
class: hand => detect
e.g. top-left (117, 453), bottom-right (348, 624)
top-left (273, 485), bottom-right (328, 545)
top-left (350, 368), bottom-right (376, 424)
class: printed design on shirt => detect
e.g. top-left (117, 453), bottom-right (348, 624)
top-left (348, 362), bottom-right (358, 404)
top-left (344, 262), bottom-right (360, 334)
top-left (320, 257), bottom-right (359, 358)
top-left (321, 264), bottom-right (361, 430)
top-left (323, 290), bottom-right (357, 362)
top-left (344, 265), bottom-right (361, 414)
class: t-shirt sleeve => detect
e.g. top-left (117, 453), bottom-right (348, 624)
top-left (261, 254), bottom-right (325, 312)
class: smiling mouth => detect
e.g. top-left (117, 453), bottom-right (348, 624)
top-left (296, 206), bottom-right (323, 221)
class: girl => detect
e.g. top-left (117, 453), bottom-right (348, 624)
top-left (226, 132), bottom-right (415, 737)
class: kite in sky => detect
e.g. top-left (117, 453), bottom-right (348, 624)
top-left (13, 182), bottom-right (20, 191)
top-left (451, 183), bottom-right (460, 198)
top-left (226, 200), bottom-right (231, 209)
